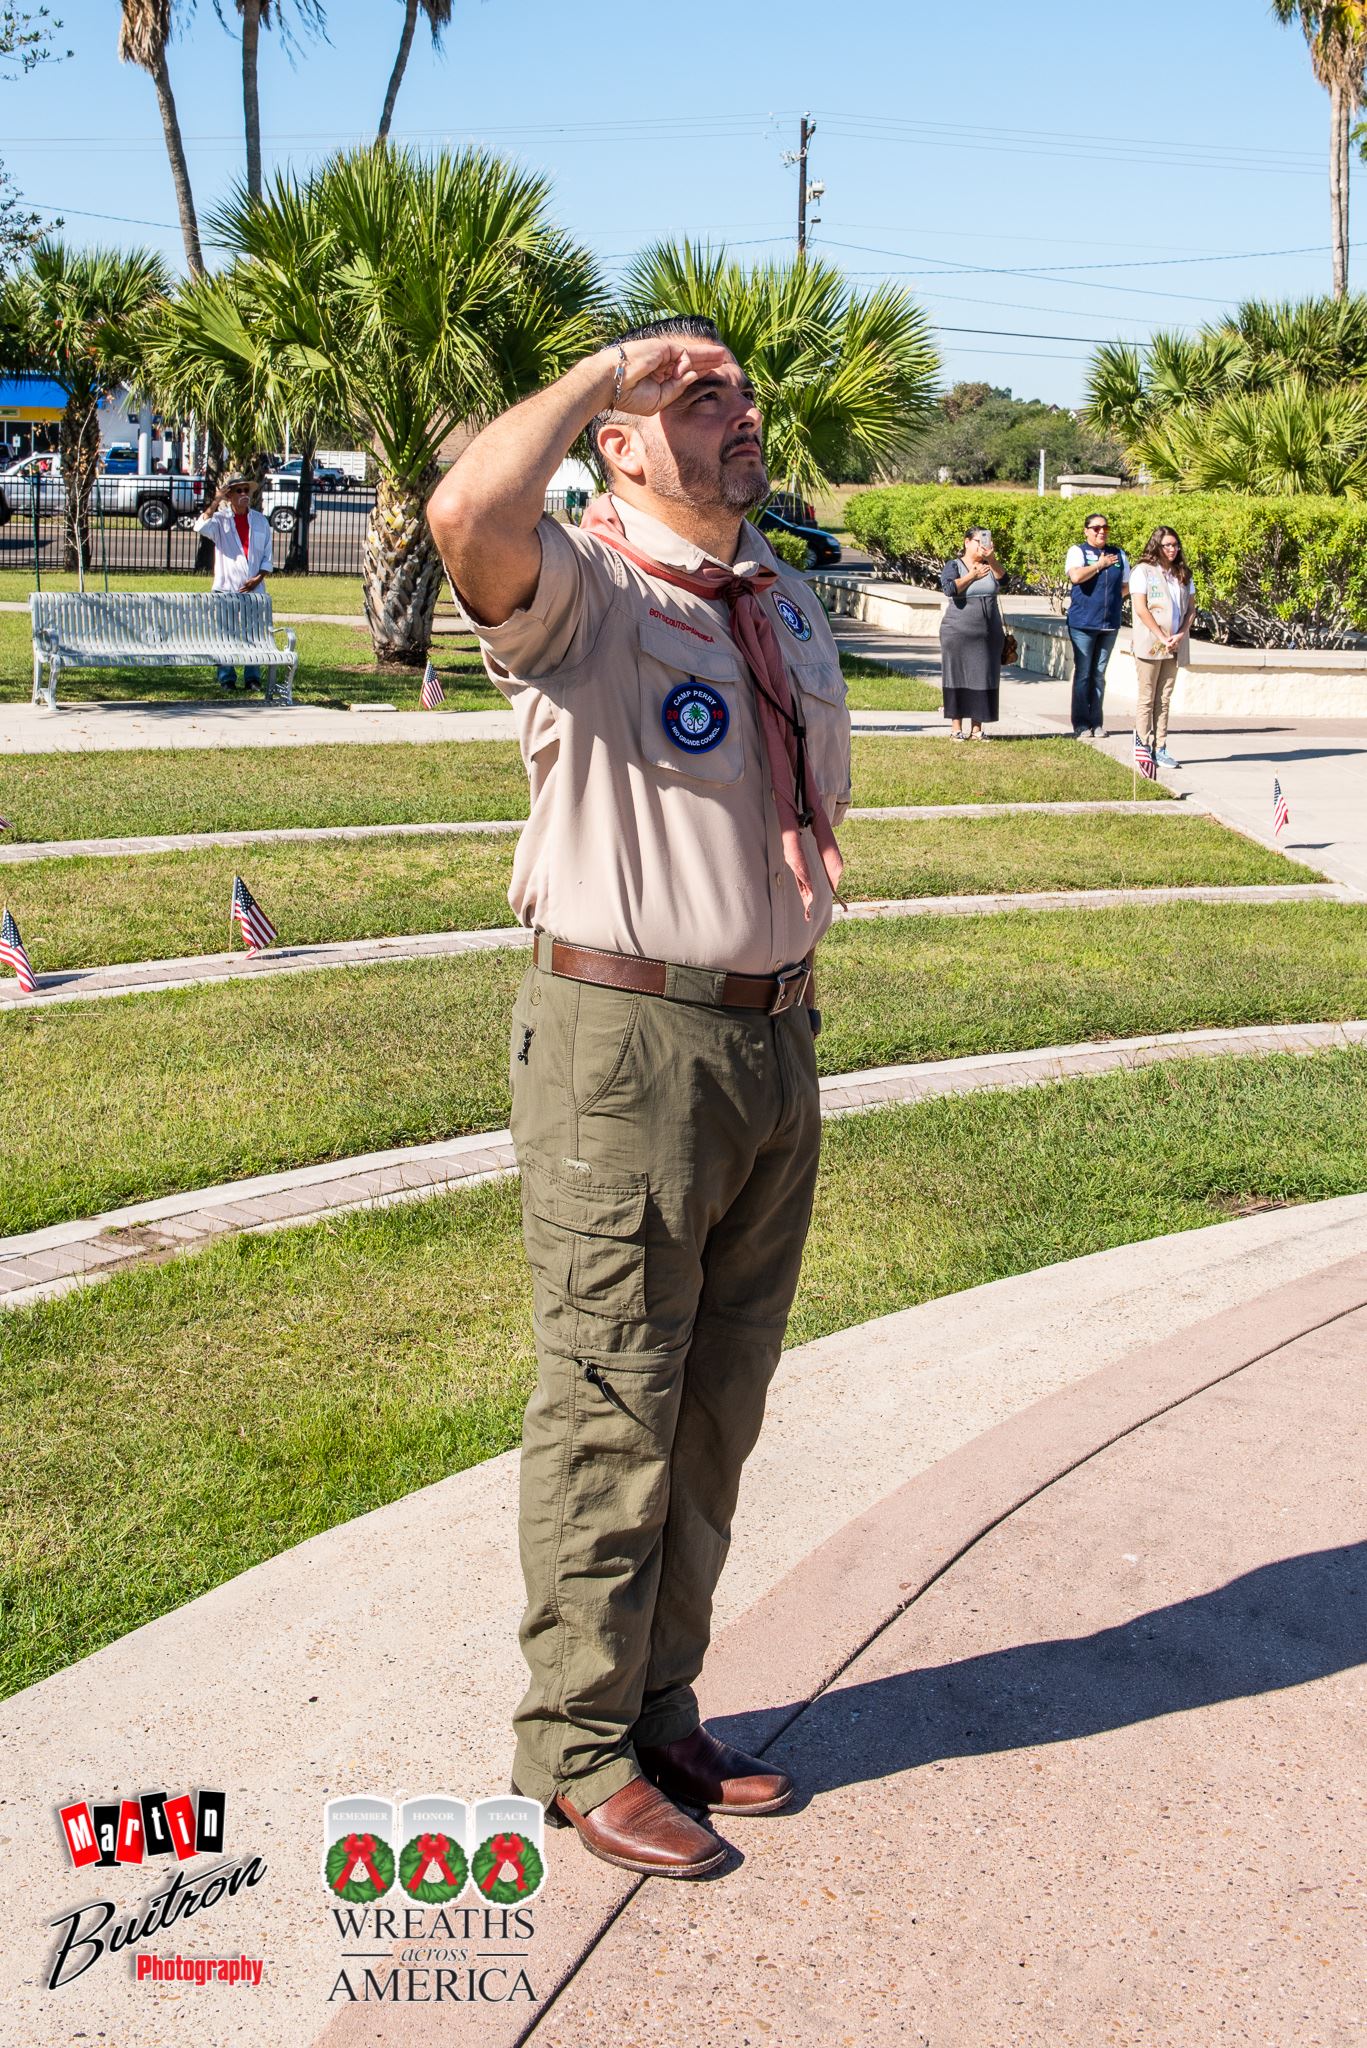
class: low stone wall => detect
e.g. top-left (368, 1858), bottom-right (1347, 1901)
top-left (814, 574), bottom-right (1367, 720)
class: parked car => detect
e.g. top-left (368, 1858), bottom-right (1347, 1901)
top-left (264, 455), bottom-right (348, 495)
top-left (102, 443), bottom-right (139, 475)
top-left (755, 500), bottom-right (842, 570)
top-left (0, 453), bottom-right (204, 528)
top-left (766, 489), bottom-right (817, 526)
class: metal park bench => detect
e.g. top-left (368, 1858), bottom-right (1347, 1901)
top-left (30, 590), bottom-right (298, 710)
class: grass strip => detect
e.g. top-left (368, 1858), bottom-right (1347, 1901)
top-left (3, 813), bottom-right (1309, 974)
top-left (838, 654), bottom-right (941, 712)
top-left (0, 734), bottom-right (1164, 845)
top-left (1, 611), bottom-right (501, 710)
top-left (2, 900), bottom-right (1364, 1239)
top-left (0, 570), bottom-right (373, 611)
top-left (3, 1044), bottom-right (1364, 1698)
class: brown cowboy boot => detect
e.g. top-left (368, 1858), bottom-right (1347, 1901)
top-left (552, 1777), bottom-right (727, 1878)
top-left (637, 1726), bottom-right (793, 1815)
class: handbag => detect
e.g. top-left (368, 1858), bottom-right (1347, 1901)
top-left (1000, 628), bottom-right (1018, 667)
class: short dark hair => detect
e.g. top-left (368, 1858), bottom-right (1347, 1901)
top-left (591, 314), bottom-right (727, 476)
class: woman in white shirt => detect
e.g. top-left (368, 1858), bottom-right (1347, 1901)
top-left (192, 476), bottom-right (273, 691)
top-left (1128, 527), bottom-right (1195, 769)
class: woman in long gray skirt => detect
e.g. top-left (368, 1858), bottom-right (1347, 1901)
top-left (939, 525), bottom-right (1004, 739)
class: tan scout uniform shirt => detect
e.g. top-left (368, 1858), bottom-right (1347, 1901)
top-left (473, 496), bottom-right (852, 977)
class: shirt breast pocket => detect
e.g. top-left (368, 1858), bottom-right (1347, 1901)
top-left (789, 649), bottom-right (851, 812)
top-left (638, 617), bottom-right (747, 786)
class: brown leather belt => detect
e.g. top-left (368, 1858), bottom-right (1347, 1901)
top-left (545, 939), bottom-right (813, 1016)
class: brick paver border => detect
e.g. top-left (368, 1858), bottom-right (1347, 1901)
top-left (3, 1019), bottom-right (1362, 1309)
top-left (0, 799), bottom-right (1196, 867)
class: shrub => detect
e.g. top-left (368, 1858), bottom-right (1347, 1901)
top-left (766, 527), bottom-right (811, 571)
top-left (846, 484), bottom-right (1367, 644)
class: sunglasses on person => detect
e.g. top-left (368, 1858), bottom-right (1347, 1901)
top-left (1086, 522), bottom-right (1109, 533)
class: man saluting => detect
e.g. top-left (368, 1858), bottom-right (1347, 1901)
top-left (428, 318), bottom-right (851, 1879)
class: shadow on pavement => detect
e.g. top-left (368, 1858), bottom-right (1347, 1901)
top-left (718, 1543), bottom-right (1367, 1796)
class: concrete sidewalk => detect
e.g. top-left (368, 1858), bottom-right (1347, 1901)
top-left (831, 616), bottom-right (1367, 897)
top-left (5, 1197), bottom-right (1365, 2047)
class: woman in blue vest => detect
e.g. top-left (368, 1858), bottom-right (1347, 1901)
top-left (1065, 513), bottom-right (1129, 738)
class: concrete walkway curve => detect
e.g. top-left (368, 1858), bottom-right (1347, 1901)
top-left (4, 1021), bottom-right (1365, 1310)
top-left (1, 883), bottom-right (1351, 1011)
top-left (5, 1196), bottom-right (1366, 2047)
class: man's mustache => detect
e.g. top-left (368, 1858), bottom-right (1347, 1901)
top-left (722, 436), bottom-right (764, 460)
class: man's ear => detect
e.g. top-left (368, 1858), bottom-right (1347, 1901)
top-left (596, 419), bottom-right (646, 485)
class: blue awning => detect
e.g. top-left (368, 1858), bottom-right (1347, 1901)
top-left (0, 376), bottom-right (69, 412)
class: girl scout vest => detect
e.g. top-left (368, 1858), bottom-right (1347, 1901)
top-left (1068, 541), bottom-right (1126, 632)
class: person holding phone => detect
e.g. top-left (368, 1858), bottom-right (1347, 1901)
top-left (1064, 513), bottom-right (1129, 738)
top-left (192, 475), bottom-right (272, 691)
top-left (1129, 526), bottom-right (1195, 768)
top-left (938, 524), bottom-right (1004, 740)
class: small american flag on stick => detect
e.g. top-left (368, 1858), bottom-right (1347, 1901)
top-left (1133, 734), bottom-right (1158, 781)
top-left (231, 874), bottom-right (277, 951)
top-left (420, 660), bottom-right (445, 709)
top-left (1272, 777), bottom-right (1290, 837)
top-left (0, 906), bottom-right (36, 991)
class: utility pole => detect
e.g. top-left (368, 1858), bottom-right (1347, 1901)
top-left (1038, 446), bottom-right (1046, 496)
top-left (796, 113), bottom-right (815, 257)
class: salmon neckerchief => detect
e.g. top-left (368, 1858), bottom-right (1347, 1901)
top-left (580, 494), bottom-right (844, 919)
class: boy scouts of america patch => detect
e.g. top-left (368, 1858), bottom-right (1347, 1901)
top-left (662, 679), bottom-right (729, 753)
top-left (773, 594), bottom-right (812, 641)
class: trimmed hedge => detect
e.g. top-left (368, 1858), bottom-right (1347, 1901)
top-left (766, 526), bottom-right (810, 571)
top-left (846, 485), bottom-right (1367, 643)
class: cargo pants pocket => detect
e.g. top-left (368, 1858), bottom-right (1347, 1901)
top-left (520, 1152), bottom-right (649, 1324)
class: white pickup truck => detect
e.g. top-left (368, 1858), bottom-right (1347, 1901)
top-left (0, 454), bottom-right (206, 530)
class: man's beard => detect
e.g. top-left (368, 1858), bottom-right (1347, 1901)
top-left (662, 437), bottom-right (769, 514)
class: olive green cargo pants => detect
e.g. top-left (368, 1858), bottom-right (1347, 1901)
top-left (508, 947), bottom-right (822, 1815)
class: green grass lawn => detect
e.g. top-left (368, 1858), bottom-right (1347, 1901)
top-left (839, 654), bottom-right (941, 712)
top-left (2, 610), bottom-right (501, 710)
top-left (3, 1043), bottom-right (1364, 1698)
top-left (2, 901), bottom-right (1364, 1239)
top-left (0, 733), bottom-right (1164, 846)
top-left (3, 813), bottom-right (1311, 974)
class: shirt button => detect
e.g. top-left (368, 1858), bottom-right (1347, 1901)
top-left (774, 870), bottom-right (783, 885)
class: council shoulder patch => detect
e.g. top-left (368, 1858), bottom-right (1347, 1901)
top-left (774, 594), bottom-right (812, 641)
top-left (661, 679), bottom-right (730, 754)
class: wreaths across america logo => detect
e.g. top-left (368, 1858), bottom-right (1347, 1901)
top-left (324, 1795), bottom-right (544, 2008)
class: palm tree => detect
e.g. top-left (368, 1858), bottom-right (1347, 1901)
top-left (616, 242), bottom-right (940, 500)
top-left (1271, 1), bottom-right (1367, 299)
top-left (378, 0), bottom-right (452, 142)
top-left (1086, 296), bottom-right (1367, 493)
top-left (118, 0), bottom-right (204, 275)
top-left (0, 240), bottom-right (171, 569)
top-left (193, 144), bottom-right (599, 664)
top-left (217, 0), bottom-right (326, 199)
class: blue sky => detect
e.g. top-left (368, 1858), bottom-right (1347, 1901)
top-left (5, 0), bottom-right (1346, 407)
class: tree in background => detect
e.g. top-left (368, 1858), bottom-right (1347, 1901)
top-left (182, 145), bottom-right (599, 663)
top-left (1, 6), bottom-right (69, 272)
top-left (378, 0), bottom-right (452, 142)
top-left (1271, 1), bottom-right (1367, 300)
top-left (0, 242), bottom-right (170, 566)
top-left (215, 0), bottom-right (326, 199)
top-left (118, 0), bottom-right (204, 276)
top-left (1086, 295), bottom-right (1367, 491)
top-left (616, 241), bottom-right (940, 499)
top-left (898, 381), bottom-right (1122, 487)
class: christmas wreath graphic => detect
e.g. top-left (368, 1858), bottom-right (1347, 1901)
top-left (399, 1829), bottom-right (469, 1904)
top-left (472, 1829), bottom-right (545, 1904)
top-left (325, 1829), bottom-right (395, 1903)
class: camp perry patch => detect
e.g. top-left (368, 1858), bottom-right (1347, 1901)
top-left (773, 594), bottom-right (812, 641)
top-left (661, 680), bottom-right (730, 753)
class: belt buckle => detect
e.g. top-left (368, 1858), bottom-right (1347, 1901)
top-left (769, 963), bottom-right (808, 1016)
